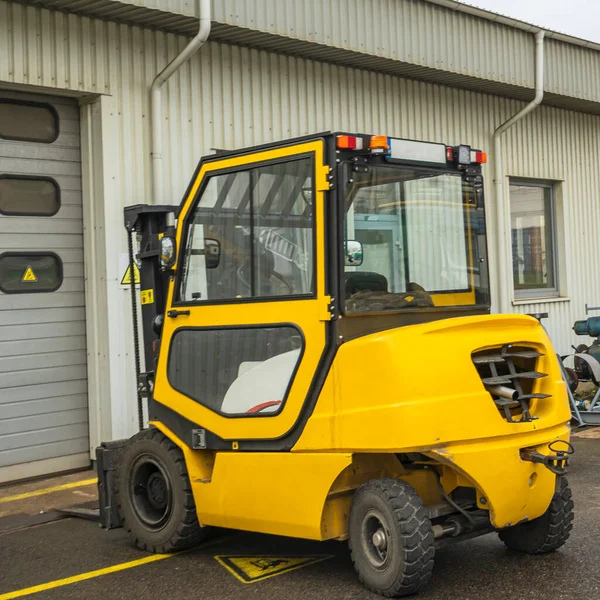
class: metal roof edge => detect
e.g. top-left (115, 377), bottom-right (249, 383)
top-left (425, 0), bottom-right (600, 52)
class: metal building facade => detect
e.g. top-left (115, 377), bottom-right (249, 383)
top-left (1, 0), bottom-right (600, 478)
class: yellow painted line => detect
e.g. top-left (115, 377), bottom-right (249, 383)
top-left (0, 478), bottom-right (98, 504)
top-left (0, 553), bottom-right (171, 600)
top-left (0, 535), bottom-right (234, 600)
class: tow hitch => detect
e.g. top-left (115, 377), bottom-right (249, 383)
top-left (520, 440), bottom-right (574, 475)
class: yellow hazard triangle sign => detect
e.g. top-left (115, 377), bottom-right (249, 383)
top-left (22, 266), bottom-right (38, 282)
top-left (215, 555), bottom-right (332, 584)
top-left (120, 262), bottom-right (140, 285)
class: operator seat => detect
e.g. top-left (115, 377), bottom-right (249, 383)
top-left (345, 271), bottom-right (389, 297)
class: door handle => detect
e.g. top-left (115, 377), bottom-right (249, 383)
top-left (167, 309), bottom-right (191, 318)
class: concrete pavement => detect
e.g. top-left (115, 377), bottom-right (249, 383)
top-left (0, 434), bottom-right (598, 600)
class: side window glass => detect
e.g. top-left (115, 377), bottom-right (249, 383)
top-left (179, 157), bottom-right (314, 302)
top-left (0, 176), bottom-right (60, 216)
top-left (0, 253), bottom-right (63, 294)
top-left (0, 101), bottom-right (59, 143)
top-left (168, 326), bottom-right (303, 416)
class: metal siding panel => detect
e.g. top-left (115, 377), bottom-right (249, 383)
top-left (0, 307), bottom-right (86, 326)
top-left (2, 394), bottom-right (87, 419)
top-left (0, 365), bottom-right (87, 389)
top-left (0, 90), bottom-right (88, 476)
top-left (0, 378), bottom-right (88, 404)
top-left (0, 430), bottom-right (89, 465)
top-left (0, 350), bottom-right (87, 373)
top-left (0, 336), bottom-right (86, 358)
top-left (0, 291), bottom-right (85, 310)
top-left (0, 408), bottom-right (89, 436)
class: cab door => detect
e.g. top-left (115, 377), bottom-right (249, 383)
top-left (153, 139), bottom-right (332, 446)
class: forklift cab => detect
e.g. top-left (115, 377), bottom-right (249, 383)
top-left (138, 133), bottom-right (490, 444)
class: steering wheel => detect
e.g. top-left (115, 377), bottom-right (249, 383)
top-left (236, 263), bottom-right (294, 295)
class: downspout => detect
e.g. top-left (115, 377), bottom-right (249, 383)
top-left (493, 29), bottom-right (545, 312)
top-left (150, 0), bottom-right (211, 205)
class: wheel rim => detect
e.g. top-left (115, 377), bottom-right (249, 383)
top-left (129, 453), bottom-right (173, 530)
top-left (361, 509), bottom-right (391, 570)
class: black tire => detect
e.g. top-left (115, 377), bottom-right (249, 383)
top-left (499, 476), bottom-right (574, 554)
top-left (348, 478), bottom-right (435, 598)
top-left (116, 428), bottom-right (209, 553)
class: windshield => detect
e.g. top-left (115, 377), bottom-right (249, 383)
top-left (343, 163), bottom-right (489, 313)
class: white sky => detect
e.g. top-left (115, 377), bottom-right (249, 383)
top-left (467, 0), bottom-right (600, 43)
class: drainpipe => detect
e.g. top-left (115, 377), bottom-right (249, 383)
top-left (150, 0), bottom-right (211, 205)
top-left (493, 29), bottom-right (545, 312)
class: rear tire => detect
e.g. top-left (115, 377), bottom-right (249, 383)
top-left (116, 428), bottom-right (209, 553)
top-left (499, 476), bottom-right (574, 554)
top-left (348, 478), bottom-right (435, 597)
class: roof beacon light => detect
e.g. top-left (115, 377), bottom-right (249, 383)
top-left (336, 135), bottom-right (363, 150)
top-left (457, 145), bottom-right (471, 165)
top-left (369, 135), bottom-right (390, 152)
top-left (446, 147), bottom-right (454, 161)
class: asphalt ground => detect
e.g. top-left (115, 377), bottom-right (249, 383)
top-left (1, 434), bottom-right (599, 600)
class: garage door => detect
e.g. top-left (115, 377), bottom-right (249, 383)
top-left (0, 91), bottom-right (89, 483)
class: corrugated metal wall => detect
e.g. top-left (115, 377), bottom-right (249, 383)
top-left (2, 0), bottom-right (600, 443)
top-left (101, 0), bottom-right (600, 107)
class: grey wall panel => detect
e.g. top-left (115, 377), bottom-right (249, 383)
top-left (0, 321), bottom-right (86, 342)
top-left (0, 379), bottom-right (88, 404)
top-left (0, 350), bottom-right (87, 373)
top-left (0, 336), bottom-right (86, 358)
top-left (0, 292), bottom-right (85, 310)
top-left (0, 91), bottom-right (89, 479)
top-left (0, 365), bottom-right (87, 389)
top-left (2, 394), bottom-right (87, 419)
top-left (0, 435), bottom-right (89, 468)
top-left (0, 308), bottom-right (86, 326)
top-left (1, 233), bottom-right (83, 249)
top-left (0, 408), bottom-right (88, 436)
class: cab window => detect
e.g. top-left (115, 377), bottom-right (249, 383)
top-left (344, 163), bottom-right (488, 312)
top-left (178, 157), bottom-right (314, 303)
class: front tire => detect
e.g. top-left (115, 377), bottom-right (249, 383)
top-left (499, 476), bottom-right (574, 554)
top-left (116, 428), bottom-right (209, 553)
top-left (349, 478), bottom-right (435, 598)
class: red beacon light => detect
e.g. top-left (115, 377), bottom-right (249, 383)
top-left (336, 135), bottom-right (364, 150)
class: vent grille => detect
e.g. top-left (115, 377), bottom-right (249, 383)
top-left (472, 345), bottom-right (550, 422)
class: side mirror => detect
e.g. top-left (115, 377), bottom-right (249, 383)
top-left (345, 240), bottom-right (363, 266)
top-left (204, 238), bottom-right (221, 269)
top-left (160, 236), bottom-right (176, 269)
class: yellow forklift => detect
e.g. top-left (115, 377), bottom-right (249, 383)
top-left (97, 132), bottom-right (574, 598)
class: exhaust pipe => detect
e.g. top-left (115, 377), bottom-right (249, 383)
top-left (486, 385), bottom-right (518, 401)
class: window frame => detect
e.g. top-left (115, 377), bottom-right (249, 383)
top-left (173, 153), bottom-right (317, 307)
top-left (509, 179), bottom-right (559, 300)
top-left (0, 99), bottom-right (60, 144)
top-left (167, 323), bottom-right (305, 418)
top-left (0, 174), bottom-right (61, 217)
top-left (0, 251), bottom-right (64, 294)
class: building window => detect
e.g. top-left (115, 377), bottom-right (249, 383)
top-left (0, 100), bottom-right (59, 143)
top-left (0, 252), bottom-right (63, 294)
top-left (510, 181), bottom-right (558, 298)
top-left (0, 176), bottom-right (60, 216)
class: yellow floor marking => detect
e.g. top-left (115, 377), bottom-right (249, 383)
top-left (0, 478), bottom-right (98, 504)
top-left (0, 554), bottom-right (171, 600)
top-left (0, 535), bottom-right (234, 600)
top-left (215, 555), bottom-right (334, 584)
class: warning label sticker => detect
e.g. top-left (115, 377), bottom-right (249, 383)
top-left (140, 289), bottom-right (154, 305)
top-left (22, 266), bottom-right (38, 282)
top-left (120, 262), bottom-right (140, 286)
top-left (215, 555), bottom-right (333, 584)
